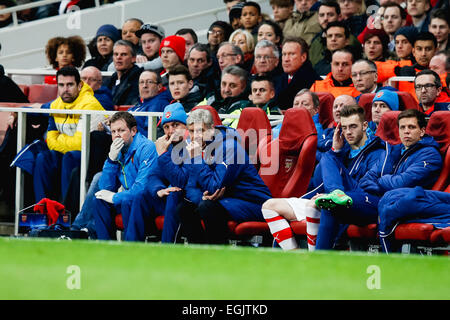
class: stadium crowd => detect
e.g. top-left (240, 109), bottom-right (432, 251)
top-left (1, 0), bottom-right (450, 253)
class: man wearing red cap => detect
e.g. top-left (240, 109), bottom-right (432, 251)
top-left (159, 35), bottom-right (186, 87)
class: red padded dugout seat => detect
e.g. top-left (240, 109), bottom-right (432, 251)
top-left (115, 105), bottom-right (133, 111)
top-left (18, 84), bottom-right (29, 98)
top-left (375, 111), bottom-right (401, 144)
top-left (358, 91), bottom-right (420, 123)
top-left (316, 92), bottom-right (335, 128)
top-left (397, 91), bottom-right (419, 110)
top-left (347, 224), bottom-right (378, 239)
top-left (27, 84), bottom-right (58, 103)
top-left (394, 223), bottom-right (435, 241)
top-left (357, 93), bottom-right (375, 122)
top-left (430, 227), bottom-right (450, 244)
top-left (258, 108), bottom-right (317, 198)
top-left (235, 109), bottom-right (318, 240)
top-left (236, 107), bottom-right (272, 167)
top-left (427, 111), bottom-right (450, 191)
top-left (191, 105), bottom-right (222, 126)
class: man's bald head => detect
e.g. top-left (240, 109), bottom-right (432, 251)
top-left (333, 94), bottom-right (357, 123)
top-left (81, 66), bottom-right (102, 91)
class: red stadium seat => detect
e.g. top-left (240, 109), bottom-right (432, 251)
top-left (191, 105), bottom-right (223, 126)
top-left (357, 93), bottom-right (375, 122)
top-left (27, 84), bottom-right (58, 103)
top-left (375, 111), bottom-right (401, 145)
top-left (427, 111), bottom-right (450, 191)
top-left (231, 109), bottom-right (318, 244)
top-left (394, 223), bottom-right (435, 241)
top-left (219, 108), bottom-right (273, 244)
top-left (397, 91), bottom-right (419, 110)
top-left (115, 105), bottom-right (133, 111)
top-left (236, 107), bottom-right (272, 168)
top-left (315, 92), bottom-right (335, 128)
top-left (115, 214), bottom-right (124, 230)
top-left (258, 107), bottom-right (317, 198)
top-left (347, 224), bottom-right (378, 239)
top-left (18, 84), bottom-right (29, 98)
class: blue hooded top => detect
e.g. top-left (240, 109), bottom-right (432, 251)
top-left (359, 135), bottom-right (443, 195)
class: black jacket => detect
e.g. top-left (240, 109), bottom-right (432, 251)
top-left (105, 64), bottom-right (143, 106)
top-left (275, 60), bottom-right (322, 110)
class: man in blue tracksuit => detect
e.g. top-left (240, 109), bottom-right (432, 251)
top-left (177, 108), bottom-right (272, 244)
top-left (262, 105), bottom-right (385, 250)
top-left (315, 109), bottom-right (443, 250)
top-left (93, 111), bottom-right (157, 240)
top-left (125, 103), bottom-right (189, 242)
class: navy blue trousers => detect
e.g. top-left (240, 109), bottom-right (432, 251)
top-left (33, 150), bottom-right (80, 203)
top-left (315, 152), bottom-right (380, 250)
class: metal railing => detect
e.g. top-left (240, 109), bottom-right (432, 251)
top-left (0, 106), bottom-right (282, 235)
top-left (4, 69), bottom-right (114, 78)
top-left (0, 0), bottom-right (101, 27)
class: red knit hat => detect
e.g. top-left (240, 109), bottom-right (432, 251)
top-left (159, 35), bottom-right (186, 62)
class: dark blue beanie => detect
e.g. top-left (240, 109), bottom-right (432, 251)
top-left (96, 24), bottom-right (120, 43)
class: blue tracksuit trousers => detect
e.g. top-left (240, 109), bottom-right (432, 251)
top-left (93, 196), bottom-right (132, 240)
top-left (315, 152), bottom-right (380, 250)
top-left (33, 150), bottom-right (80, 203)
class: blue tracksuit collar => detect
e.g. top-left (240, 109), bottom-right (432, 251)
top-left (349, 129), bottom-right (375, 159)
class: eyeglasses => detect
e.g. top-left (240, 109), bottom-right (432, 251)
top-left (208, 30), bottom-right (224, 36)
top-left (217, 53), bottom-right (237, 59)
top-left (139, 80), bottom-right (159, 85)
top-left (351, 70), bottom-right (376, 78)
top-left (255, 55), bottom-right (274, 61)
top-left (414, 83), bottom-right (436, 91)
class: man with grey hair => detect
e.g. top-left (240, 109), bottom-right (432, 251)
top-left (272, 88), bottom-right (322, 138)
top-left (176, 108), bottom-right (272, 245)
top-left (216, 42), bottom-right (244, 71)
top-left (253, 40), bottom-right (281, 76)
top-left (210, 65), bottom-right (250, 128)
top-left (105, 40), bottom-right (143, 106)
top-left (351, 59), bottom-right (381, 97)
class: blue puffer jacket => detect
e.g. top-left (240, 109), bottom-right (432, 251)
top-left (306, 135), bottom-right (385, 196)
top-left (128, 89), bottom-right (172, 135)
top-left (185, 126), bottom-right (272, 207)
top-left (359, 135), bottom-right (443, 195)
top-left (146, 141), bottom-right (190, 197)
top-left (99, 132), bottom-right (157, 205)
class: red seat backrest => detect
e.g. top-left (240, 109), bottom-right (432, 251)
top-left (357, 93), bottom-right (375, 122)
top-left (28, 84), bottom-right (58, 104)
top-left (258, 108), bottom-right (317, 198)
top-left (397, 91), bottom-right (419, 110)
top-left (115, 105), bottom-right (133, 111)
top-left (315, 92), bottom-right (335, 128)
top-left (236, 107), bottom-right (272, 163)
top-left (18, 84), bottom-right (29, 98)
top-left (191, 105), bottom-right (223, 126)
top-left (426, 111), bottom-right (450, 191)
top-left (375, 110), bottom-right (401, 145)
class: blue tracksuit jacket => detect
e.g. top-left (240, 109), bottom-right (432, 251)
top-left (359, 135), bottom-right (442, 196)
top-left (98, 132), bottom-right (157, 205)
top-left (185, 126), bottom-right (272, 221)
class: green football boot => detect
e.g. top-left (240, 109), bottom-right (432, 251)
top-left (315, 189), bottom-right (353, 210)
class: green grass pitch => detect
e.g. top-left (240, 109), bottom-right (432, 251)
top-left (0, 237), bottom-right (449, 300)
